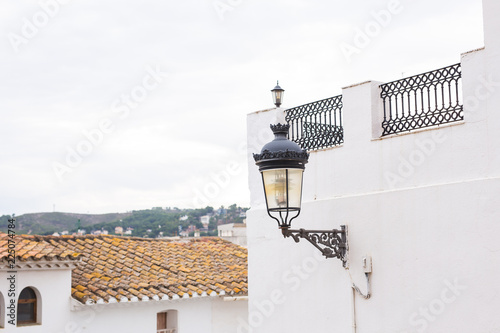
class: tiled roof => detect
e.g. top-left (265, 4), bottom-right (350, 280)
top-left (0, 234), bottom-right (247, 304)
top-left (0, 233), bottom-right (81, 262)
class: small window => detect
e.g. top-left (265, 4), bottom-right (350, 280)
top-left (157, 310), bottom-right (177, 333)
top-left (0, 291), bottom-right (4, 328)
top-left (17, 287), bottom-right (38, 326)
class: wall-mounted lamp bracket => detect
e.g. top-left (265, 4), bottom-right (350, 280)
top-left (281, 225), bottom-right (348, 267)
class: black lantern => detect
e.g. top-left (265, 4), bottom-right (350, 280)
top-left (271, 81), bottom-right (285, 107)
top-left (254, 123), bottom-right (348, 265)
top-left (253, 123), bottom-right (309, 229)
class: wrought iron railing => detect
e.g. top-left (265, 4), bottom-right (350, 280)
top-left (380, 63), bottom-right (463, 136)
top-left (285, 95), bottom-right (343, 151)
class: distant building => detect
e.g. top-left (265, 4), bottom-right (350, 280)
top-left (218, 223), bottom-right (247, 247)
top-left (114, 226), bottom-right (123, 234)
top-left (200, 215), bottom-right (210, 228)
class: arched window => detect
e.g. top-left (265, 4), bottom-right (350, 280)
top-left (157, 310), bottom-right (178, 333)
top-left (0, 291), bottom-right (4, 328)
top-left (17, 287), bottom-right (38, 326)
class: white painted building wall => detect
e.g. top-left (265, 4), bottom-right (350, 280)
top-left (70, 296), bottom-right (248, 333)
top-left (201, 215), bottom-right (211, 229)
top-left (218, 223), bottom-right (247, 247)
top-left (0, 265), bottom-right (248, 332)
top-left (245, 1), bottom-right (500, 332)
top-left (0, 266), bottom-right (73, 332)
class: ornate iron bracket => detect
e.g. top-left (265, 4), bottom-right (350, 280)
top-left (282, 225), bottom-right (348, 267)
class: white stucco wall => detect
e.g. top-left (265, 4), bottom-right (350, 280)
top-left (68, 296), bottom-right (248, 333)
top-left (218, 224), bottom-right (247, 247)
top-left (0, 267), bottom-right (73, 332)
top-left (212, 297), bottom-right (249, 332)
top-left (245, 1), bottom-right (500, 332)
top-left (72, 298), bottom-right (212, 332)
top-left (0, 266), bottom-right (247, 333)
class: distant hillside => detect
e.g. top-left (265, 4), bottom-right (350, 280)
top-left (0, 212), bottom-right (132, 235)
top-left (0, 204), bottom-right (247, 237)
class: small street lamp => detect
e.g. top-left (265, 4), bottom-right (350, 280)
top-left (271, 81), bottom-right (285, 107)
top-left (254, 123), bottom-right (348, 266)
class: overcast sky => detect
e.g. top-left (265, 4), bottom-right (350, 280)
top-left (0, 0), bottom-right (484, 215)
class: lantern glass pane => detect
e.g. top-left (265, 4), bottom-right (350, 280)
top-left (262, 168), bottom-right (303, 211)
top-left (273, 90), bottom-right (284, 106)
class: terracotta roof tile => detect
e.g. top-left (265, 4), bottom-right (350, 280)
top-left (0, 233), bottom-right (247, 304)
top-left (0, 233), bottom-right (82, 262)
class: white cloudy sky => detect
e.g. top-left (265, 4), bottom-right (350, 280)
top-left (0, 0), bottom-right (484, 215)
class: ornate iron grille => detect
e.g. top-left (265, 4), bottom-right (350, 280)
top-left (285, 95), bottom-right (343, 151)
top-left (380, 63), bottom-right (463, 136)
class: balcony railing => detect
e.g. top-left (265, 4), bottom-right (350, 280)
top-left (285, 95), bottom-right (343, 151)
top-left (380, 63), bottom-right (463, 136)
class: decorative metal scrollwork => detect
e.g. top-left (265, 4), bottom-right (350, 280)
top-left (253, 149), bottom-right (309, 163)
top-left (285, 95), bottom-right (343, 151)
top-left (282, 225), bottom-right (348, 267)
top-left (380, 63), bottom-right (463, 136)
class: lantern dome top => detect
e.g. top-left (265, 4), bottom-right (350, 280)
top-left (271, 82), bottom-right (284, 92)
top-left (253, 123), bottom-right (309, 171)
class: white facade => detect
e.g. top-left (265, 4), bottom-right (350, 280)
top-left (70, 296), bottom-right (247, 333)
top-left (200, 215), bottom-right (211, 228)
top-left (245, 1), bottom-right (500, 332)
top-left (0, 263), bottom-right (74, 332)
top-left (218, 223), bottom-right (247, 247)
top-left (0, 263), bottom-right (247, 332)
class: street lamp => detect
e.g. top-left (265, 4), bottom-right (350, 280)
top-left (253, 123), bottom-right (308, 228)
top-left (271, 81), bottom-right (285, 107)
top-left (254, 123), bottom-right (348, 266)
